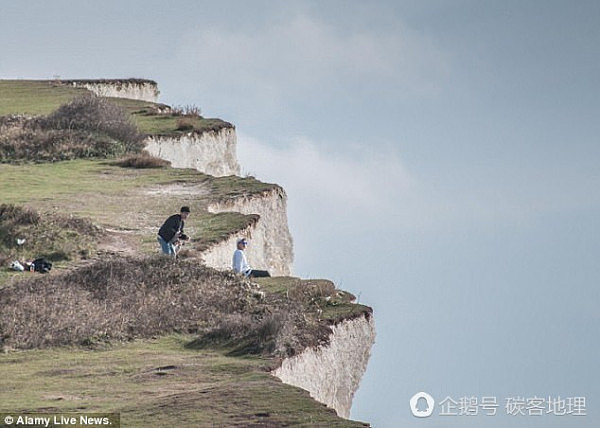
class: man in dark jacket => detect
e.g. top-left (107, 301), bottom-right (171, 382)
top-left (158, 206), bottom-right (190, 257)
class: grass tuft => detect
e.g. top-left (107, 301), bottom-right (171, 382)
top-left (113, 153), bottom-right (171, 168)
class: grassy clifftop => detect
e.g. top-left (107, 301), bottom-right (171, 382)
top-left (0, 159), bottom-right (276, 265)
top-left (0, 79), bottom-right (232, 136)
top-left (1, 335), bottom-right (367, 427)
top-left (0, 80), bottom-right (88, 116)
top-left (0, 80), bottom-right (371, 426)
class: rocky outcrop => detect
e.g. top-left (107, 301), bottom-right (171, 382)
top-left (203, 187), bottom-right (293, 276)
top-left (64, 79), bottom-right (159, 102)
top-left (144, 128), bottom-right (240, 177)
top-left (273, 314), bottom-right (376, 419)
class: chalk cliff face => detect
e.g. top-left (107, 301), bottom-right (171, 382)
top-left (144, 128), bottom-right (240, 178)
top-left (204, 187), bottom-right (294, 276)
top-left (66, 79), bottom-right (159, 102)
top-left (273, 314), bottom-right (376, 419)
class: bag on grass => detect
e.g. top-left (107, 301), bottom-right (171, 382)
top-left (32, 258), bottom-right (52, 273)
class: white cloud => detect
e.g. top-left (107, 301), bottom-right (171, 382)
top-left (237, 132), bottom-right (415, 223)
top-left (237, 130), bottom-right (600, 248)
top-left (237, 132), bottom-right (420, 277)
top-left (173, 13), bottom-right (449, 106)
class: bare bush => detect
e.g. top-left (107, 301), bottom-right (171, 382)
top-left (0, 204), bottom-right (40, 227)
top-left (171, 104), bottom-right (202, 117)
top-left (175, 117), bottom-right (195, 131)
top-left (0, 257), bottom-right (255, 349)
top-left (0, 98), bottom-right (144, 163)
top-left (0, 204), bottom-right (100, 262)
top-left (0, 125), bottom-right (130, 163)
top-left (114, 154), bottom-right (171, 169)
top-left (44, 95), bottom-right (143, 148)
top-left (0, 256), bottom-right (337, 358)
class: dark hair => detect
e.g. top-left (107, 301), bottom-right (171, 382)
top-left (180, 206), bottom-right (191, 213)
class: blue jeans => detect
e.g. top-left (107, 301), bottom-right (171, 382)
top-left (157, 235), bottom-right (176, 256)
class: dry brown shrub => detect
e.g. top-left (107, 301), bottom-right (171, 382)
top-left (0, 96), bottom-right (144, 164)
top-left (114, 154), bottom-right (171, 169)
top-left (171, 105), bottom-right (202, 117)
top-left (0, 255), bottom-right (336, 358)
top-left (175, 117), bottom-right (195, 131)
top-left (44, 95), bottom-right (142, 147)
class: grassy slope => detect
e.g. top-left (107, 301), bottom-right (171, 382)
top-left (0, 159), bottom-right (274, 259)
top-left (0, 335), bottom-right (367, 427)
top-left (0, 81), bottom-right (371, 426)
top-left (0, 80), bottom-right (88, 116)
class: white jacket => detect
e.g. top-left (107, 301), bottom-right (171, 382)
top-left (232, 249), bottom-right (251, 276)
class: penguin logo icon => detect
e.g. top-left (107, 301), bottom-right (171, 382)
top-left (410, 392), bottom-right (435, 418)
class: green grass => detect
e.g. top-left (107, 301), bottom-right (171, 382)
top-left (0, 80), bottom-right (231, 137)
top-left (0, 335), bottom-right (368, 427)
top-left (108, 97), bottom-right (233, 136)
top-left (255, 276), bottom-right (304, 295)
top-left (0, 80), bottom-right (88, 116)
top-left (256, 277), bottom-right (372, 324)
top-left (210, 174), bottom-right (281, 199)
top-left (0, 159), bottom-right (274, 212)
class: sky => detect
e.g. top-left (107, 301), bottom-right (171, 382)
top-left (1, 1), bottom-right (599, 427)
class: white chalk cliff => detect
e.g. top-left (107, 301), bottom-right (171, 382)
top-left (66, 79), bottom-right (159, 103)
top-left (273, 314), bottom-right (375, 418)
top-left (144, 128), bottom-right (240, 178)
top-left (204, 187), bottom-right (293, 276)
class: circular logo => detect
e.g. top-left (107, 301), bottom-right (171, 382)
top-left (4, 415), bottom-right (14, 425)
top-left (410, 392), bottom-right (435, 418)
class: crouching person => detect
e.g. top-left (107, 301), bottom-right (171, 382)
top-left (158, 206), bottom-right (191, 257)
top-left (232, 238), bottom-right (270, 278)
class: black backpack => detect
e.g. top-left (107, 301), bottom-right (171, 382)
top-left (32, 258), bottom-right (52, 273)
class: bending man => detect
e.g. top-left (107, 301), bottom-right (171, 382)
top-left (158, 206), bottom-right (190, 257)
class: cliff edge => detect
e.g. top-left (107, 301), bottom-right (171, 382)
top-left (274, 314), bottom-right (375, 418)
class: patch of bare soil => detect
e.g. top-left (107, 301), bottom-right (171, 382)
top-left (97, 228), bottom-right (141, 257)
top-left (144, 182), bottom-right (209, 197)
